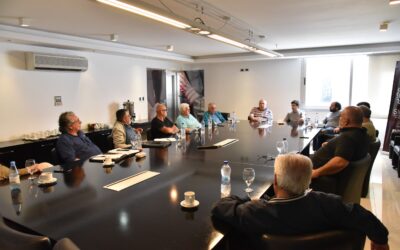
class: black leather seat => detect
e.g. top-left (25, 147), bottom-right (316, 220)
top-left (361, 138), bottom-right (381, 197)
top-left (0, 214), bottom-right (52, 250)
top-left (106, 134), bottom-right (114, 149)
top-left (146, 128), bottom-right (153, 141)
top-left (51, 148), bottom-right (60, 165)
top-left (336, 154), bottom-right (371, 204)
top-left (214, 230), bottom-right (365, 250)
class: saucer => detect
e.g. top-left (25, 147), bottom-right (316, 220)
top-left (180, 200), bottom-right (199, 208)
top-left (38, 177), bottom-right (57, 186)
top-left (103, 162), bottom-right (115, 166)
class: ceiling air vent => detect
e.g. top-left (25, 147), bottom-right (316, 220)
top-left (25, 52), bottom-right (88, 72)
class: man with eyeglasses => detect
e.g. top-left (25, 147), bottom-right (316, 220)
top-left (151, 104), bottom-right (179, 139)
top-left (56, 112), bottom-right (101, 163)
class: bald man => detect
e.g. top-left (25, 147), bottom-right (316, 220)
top-left (311, 106), bottom-right (370, 193)
top-left (150, 103), bottom-right (179, 139)
top-left (248, 99), bottom-right (273, 123)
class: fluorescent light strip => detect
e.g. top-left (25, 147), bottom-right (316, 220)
top-left (97, 0), bottom-right (191, 29)
top-left (254, 49), bottom-right (278, 58)
top-left (208, 34), bottom-right (253, 50)
top-left (389, 0), bottom-right (400, 5)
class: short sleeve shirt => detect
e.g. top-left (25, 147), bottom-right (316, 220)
top-left (312, 127), bottom-right (369, 168)
top-left (151, 117), bottom-right (175, 139)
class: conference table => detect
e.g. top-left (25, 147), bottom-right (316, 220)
top-left (0, 121), bottom-right (319, 250)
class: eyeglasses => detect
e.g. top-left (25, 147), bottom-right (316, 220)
top-left (71, 119), bottom-right (81, 124)
top-left (161, 109), bottom-right (167, 112)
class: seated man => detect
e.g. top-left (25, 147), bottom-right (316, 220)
top-left (112, 109), bottom-right (143, 148)
top-left (248, 99), bottom-right (273, 123)
top-left (202, 102), bottom-right (226, 126)
top-left (313, 101), bottom-right (342, 150)
top-left (0, 162), bottom-right (52, 181)
top-left (359, 105), bottom-right (376, 142)
top-left (311, 106), bottom-right (370, 193)
top-left (284, 100), bottom-right (305, 126)
top-left (211, 154), bottom-right (389, 250)
top-left (56, 112), bottom-right (102, 163)
top-left (175, 103), bottom-right (201, 132)
top-left (151, 103), bottom-right (179, 139)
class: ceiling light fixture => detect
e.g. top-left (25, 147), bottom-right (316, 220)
top-left (389, 0), bottom-right (400, 5)
top-left (380, 22), bottom-right (388, 32)
top-left (208, 34), bottom-right (253, 50)
top-left (97, 0), bottom-right (191, 29)
top-left (166, 45), bottom-right (174, 51)
top-left (110, 34), bottom-right (119, 42)
top-left (198, 30), bottom-right (211, 35)
top-left (18, 17), bottom-right (31, 27)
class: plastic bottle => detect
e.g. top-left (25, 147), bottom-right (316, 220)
top-left (136, 132), bottom-right (142, 149)
top-left (9, 161), bottom-right (20, 187)
top-left (221, 160), bottom-right (231, 184)
top-left (208, 118), bottom-right (212, 128)
top-left (9, 161), bottom-right (22, 215)
top-left (282, 138), bottom-right (289, 154)
top-left (232, 111), bottom-right (237, 123)
top-left (201, 120), bottom-right (205, 134)
top-left (180, 123), bottom-right (186, 139)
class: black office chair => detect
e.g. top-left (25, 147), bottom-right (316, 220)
top-left (361, 138), bottom-right (381, 197)
top-left (0, 214), bottom-right (52, 250)
top-left (53, 238), bottom-right (79, 250)
top-left (221, 112), bottom-right (229, 121)
top-left (51, 148), bottom-right (60, 165)
top-left (214, 230), bottom-right (365, 250)
top-left (106, 134), bottom-right (114, 149)
top-left (336, 154), bottom-right (371, 204)
top-left (146, 128), bottom-right (153, 141)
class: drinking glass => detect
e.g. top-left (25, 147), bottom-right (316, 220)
top-left (243, 168), bottom-right (255, 193)
top-left (25, 159), bottom-right (36, 180)
top-left (131, 139), bottom-right (138, 150)
top-left (276, 141), bottom-right (284, 154)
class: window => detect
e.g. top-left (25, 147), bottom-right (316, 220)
top-left (303, 55), bottom-right (369, 109)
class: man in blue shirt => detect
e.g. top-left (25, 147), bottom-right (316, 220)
top-left (202, 102), bottom-right (226, 126)
top-left (56, 112), bottom-right (101, 163)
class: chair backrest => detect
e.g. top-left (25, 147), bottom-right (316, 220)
top-left (362, 138), bottom-right (381, 197)
top-left (146, 128), bottom-right (153, 141)
top-left (51, 148), bottom-right (60, 165)
top-left (336, 154), bottom-right (371, 204)
top-left (221, 112), bottom-right (229, 121)
top-left (0, 214), bottom-right (52, 250)
top-left (260, 230), bottom-right (366, 250)
top-left (106, 134), bottom-right (114, 149)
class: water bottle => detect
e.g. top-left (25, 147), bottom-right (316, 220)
top-left (9, 161), bottom-right (22, 215)
top-left (315, 113), bottom-right (319, 126)
top-left (221, 160), bottom-right (231, 184)
top-left (221, 182), bottom-right (231, 198)
top-left (136, 132), bottom-right (142, 149)
top-left (180, 123), bottom-right (186, 139)
top-left (232, 112), bottom-right (237, 123)
top-left (282, 138), bottom-right (289, 154)
top-left (208, 118), bottom-right (212, 128)
top-left (201, 120), bottom-right (205, 134)
top-left (9, 161), bottom-right (20, 187)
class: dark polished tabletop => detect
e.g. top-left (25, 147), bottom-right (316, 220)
top-left (0, 121), bottom-right (319, 250)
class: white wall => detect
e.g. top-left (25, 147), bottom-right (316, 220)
top-left (368, 54), bottom-right (400, 118)
top-left (0, 42), bottom-right (185, 142)
top-left (192, 59), bottom-right (302, 121)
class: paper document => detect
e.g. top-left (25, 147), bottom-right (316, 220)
top-left (108, 148), bottom-right (139, 155)
top-left (104, 171), bottom-right (160, 191)
top-left (214, 139), bottom-right (239, 147)
top-left (154, 138), bottom-right (177, 142)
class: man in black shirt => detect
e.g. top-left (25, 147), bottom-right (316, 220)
top-left (311, 106), bottom-right (370, 192)
top-left (150, 103), bottom-right (179, 139)
top-left (212, 154), bottom-right (389, 250)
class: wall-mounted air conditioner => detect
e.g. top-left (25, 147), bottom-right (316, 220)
top-left (25, 52), bottom-right (88, 72)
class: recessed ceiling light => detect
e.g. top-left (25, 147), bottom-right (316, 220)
top-left (110, 34), bottom-right (118, 42)
top-left (389, 0), bottom-right (400, 5)
top-left (380, 22), bottom-right (388, 32)
top-left (18, 17), bottom-right (31, 27)
top-left (166, 45), bottom-right (174, 51)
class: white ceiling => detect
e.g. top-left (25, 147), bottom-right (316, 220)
top-left (0, 0), bottom-right (399, 57)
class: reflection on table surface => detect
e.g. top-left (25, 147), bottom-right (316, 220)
top-left (0, 121), bottom-right (319, 250)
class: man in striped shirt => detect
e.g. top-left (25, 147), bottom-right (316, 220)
top-left (248, 99), bottom-right (273, 123)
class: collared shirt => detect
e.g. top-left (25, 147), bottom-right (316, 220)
top-left (203, 111), bottom-right (226, 126)
top-left (323, 111), bottom-right (340, 128)
top-left (175, 114), bottom-right (201, 129)
top-left (249, 107), bottom-right (273, 122)
top-left (56, 130), bottom-right (102, 163)
top-left (211, 191), bottom-right (388, 244)
top-left (124, 123), bottom-right (139, 144)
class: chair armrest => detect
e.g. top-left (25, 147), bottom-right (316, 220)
top-left (394, 136), bottom-right (400, 145)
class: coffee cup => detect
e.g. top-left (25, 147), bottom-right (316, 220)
top-left (103, 156), bottom-right (113, 165)
top-left (39, 172), bottom-right (53, 183)
top-left (184, 191), bottom-right (195, 206)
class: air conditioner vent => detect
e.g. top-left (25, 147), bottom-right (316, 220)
top-left (25, 52), bottom-right (88, 72)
